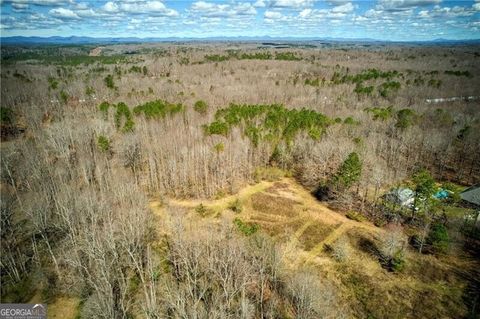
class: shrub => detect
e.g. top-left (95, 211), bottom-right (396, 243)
top-left (240, 52), bottom-right (272, 60)
top-left (48, 76), bottom-right (58, 90)
top-left (59, 90), bottom-right (69, 104)
top-left (233, 218), bottom-right (259, 236)
top-left (123, 118), bottom-right (135, 133)
top-left (195, 203), bottom-right (208, 216)
top-left (346, 211), bottom-right (366, 222)
top-left (142, 66), bottom-right (148, 75)
top-left (194, 100), bottom-right (208, 115)
top-left (104, 74), bottom-right (115, 89)
top-left (444, 70), bottom-right (472, 77)
top-left (228, 198), bottom-right (242, 213)
top-left (354, 83), bottom-right (374, 96)
top-left (343, 117), bottom-right (359, 125)
top-left (331, 236), bottom-right (351, 262)
top-left (390, 250), bottom-right (406, 272)
top-left (353, 137), bottom-right (363, 146)
top-left (97, 135), bottom-right (111, 152)
top-left (395, 108), bottom-right (417, 130)
top-left (379, 81), bottom-right (401, 97)
top-left (457, 125), bottom-right (471, 140)
top-left (133, 99), bottom-right (184, 119)
top-left (203, 121), bottom-right (229, 136)
top-left (129, 66), bottom-right (142, 73)
top-left (114, 102), bottom-right (135, 132)
top-left (413, 77), bottom-right (425, 86)
top-left (213, 143), bottom-right (224, 153)
top-left (427, 223), bottom-right (450, 254)
top-left (114, 66), bottom-right (122, 76)
top-left (428, 79), bottom-right (442, 88)
top-left (99, 101), bottom-right (110, 117)
top-left (85, 86), bottom-right (95, 96)
top-left (304, 78), bottom-right (320, 86)
top-left (275, 52), bottom-right (301, 61)
top-left (0, 107), bottom-right (15, 125)
top-left (432, 108), bottom-right (453, 126)
top-left (12, 71), bottom-right (31, 82)
top-left (205, 54), bottom-right (230, 62)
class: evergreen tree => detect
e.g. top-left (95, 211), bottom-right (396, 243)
top-left (332, 152), bottom-right (362, 189)
top-left (412, 168), bottom-right (436, 213)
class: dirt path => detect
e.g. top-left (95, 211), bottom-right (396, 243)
top-left (167, 181), bottom-right (272, 210)
top-left (305, 223), bottom-right (353, 261)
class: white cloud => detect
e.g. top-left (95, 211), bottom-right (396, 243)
top-left (7, 0), bottom-right (73, 6)
top-left (190, 1), bottom-right (256, 18)
top-left (11, 2), bottom-right (28, 11)
top-left (74, 2), bottom-right (89, 10)
top-left (297, 4), bottom-right (356, 21)
top-left (378, 0), bottom-right (441, 11)
top-left (234, 2), bottom-right (257, 15)
top-left (269, 0), bottom-right (313, 9)
top-left (121, 1), bottom-right (177, 16)
top-left (365, 8), bottom-right (383, 17)
top-left (332, 2), bottom-right (354, 13)
top-left (473, 2), bottom-right (480, 11)
top-left (102, 1), bottom-right (119, 13)
top-left (100, 1), bottom-right (178, 17)
top-left (299, 8), bottom-right (311, 17)
top-left (264, 10), bottom-right (283, 19)
top-left (76, 8), bottom-right (97, 18)
top-left (327, 0), bottom-right (350, 4)
top-left (418, 10), bottom-right (429, 17)
top-left (253, 0), bottom-right (266, 8)
top-left (353, 15), bottom-right (368, 22)
top-left (49, 7), bottom-right (79, 19)
top-left (418, 5), bottom-right (476, 18)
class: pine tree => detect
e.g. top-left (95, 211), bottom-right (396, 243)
top-left (412, 168), bottom-right (436, 212)
top-left (332, 152), bottom-right (362, 189)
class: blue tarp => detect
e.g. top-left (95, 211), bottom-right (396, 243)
top-left (434, 189), bottom-right (449, 199)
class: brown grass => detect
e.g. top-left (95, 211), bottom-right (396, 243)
top-left (250, 192), bottom-right (300, 218)
top-left (298, 222), bottom-right (339, 251)
top-left (47, 297), bottom-right (80, 319)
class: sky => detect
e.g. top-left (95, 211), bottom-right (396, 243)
top-left (0, 0), bottom-right (479, 41)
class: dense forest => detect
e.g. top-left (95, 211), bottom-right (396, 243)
top-left (1, 42), bottom-right (479, 318)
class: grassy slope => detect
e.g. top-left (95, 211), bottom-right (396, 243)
top-left (152, 177), bottom-right (470, 319)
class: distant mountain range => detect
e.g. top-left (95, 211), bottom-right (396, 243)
top-left (1, 36), bottom-right (479, 45)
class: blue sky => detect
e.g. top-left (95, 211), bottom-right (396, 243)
top-left (1, 0), bottom-right (479, 40)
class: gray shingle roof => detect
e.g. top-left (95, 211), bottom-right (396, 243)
top-left (460, 184), bottom-right (480, 207)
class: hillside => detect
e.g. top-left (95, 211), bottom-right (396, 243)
top-left (1, 42), bottom-right (479, 318)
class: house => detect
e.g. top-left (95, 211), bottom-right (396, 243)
top-left (384, 188), bottom-right (415, 208)
top-left (460, 184), bottom-right (480, 207)
top-left (460, 184), bottom-right (480, 230)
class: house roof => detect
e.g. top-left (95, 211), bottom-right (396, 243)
top-left (385, 188), bottom-right (414, 205)
top-left (460, 184), bottom-right (480, 207)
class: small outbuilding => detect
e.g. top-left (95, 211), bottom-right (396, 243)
top-left (384, 188), bottom-right (415, 207)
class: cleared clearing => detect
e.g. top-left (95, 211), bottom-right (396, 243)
top-left (153, 177), bottom-right (384, 268)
